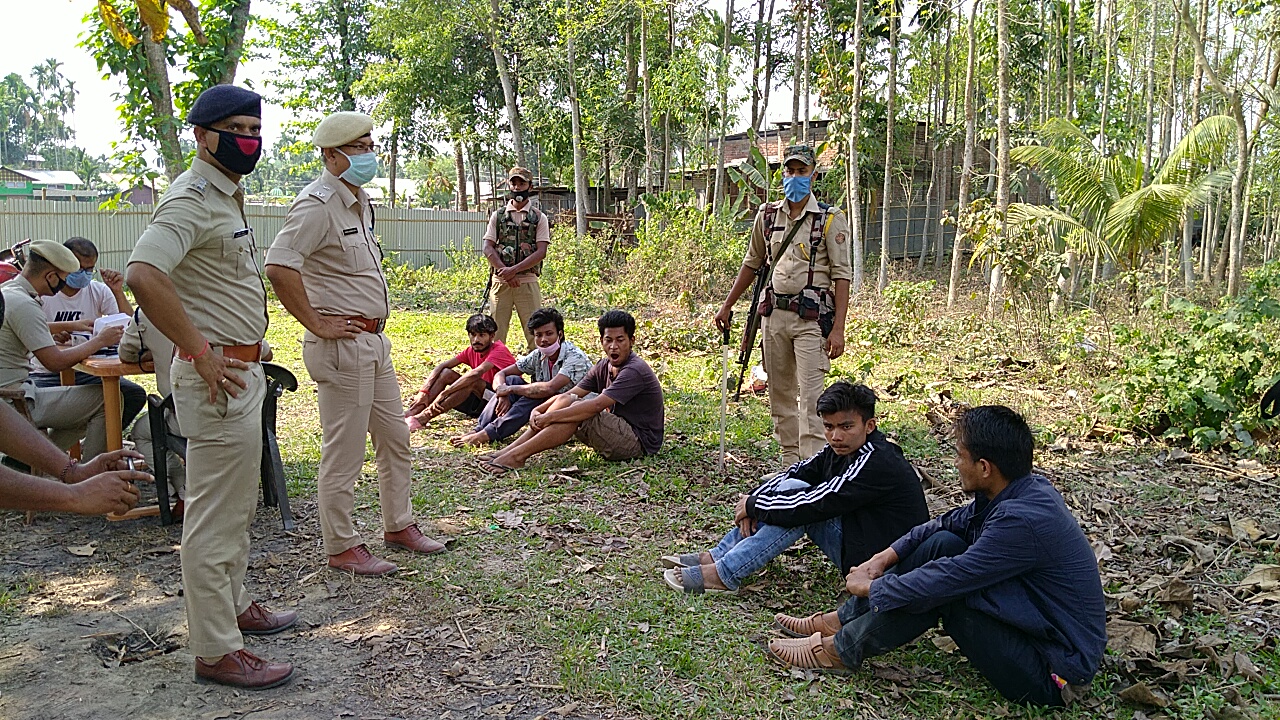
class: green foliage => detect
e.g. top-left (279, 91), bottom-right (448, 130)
top-left (620, 191), bottom-right (745, 306)
top-left (1098, 264), bottom-right (1280, 450)
top-left (383, 248), bottom-right (490, 311)
top-left (540, 225), bottom-right (610, 312)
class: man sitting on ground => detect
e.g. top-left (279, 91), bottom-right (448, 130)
top-left (0, 240), bottom-right (122, 458)
top-left (405, 313), bottom-right (516, 430)
top-left (767, 405), bottom-right (1106, 708)
top-left (28, 237), bottom-right (147, 431)
top-left (450, 307), bottom-right (592, 448)
top-left (479, 310), bottom-right (663, 473)
top-left (662, 381), bottom-right (928, 594)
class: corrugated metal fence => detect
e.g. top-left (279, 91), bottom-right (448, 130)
top-left (0, 198), bottom-right (489, 271)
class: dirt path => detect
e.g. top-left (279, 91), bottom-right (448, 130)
top-left (0, 498), bottom-right (609, 720)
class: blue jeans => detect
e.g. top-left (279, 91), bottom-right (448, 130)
top-left (832, 531), bottom-right (1064, 706)
top-left (709, 478), bottom-right (843, 590)
top-left (474, 376), bottom-right (543, 442)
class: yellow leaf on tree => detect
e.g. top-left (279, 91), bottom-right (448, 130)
top-left (137, 0), bottom-right (170, 42)
top-left (98, 0), bottom-right (139, 48)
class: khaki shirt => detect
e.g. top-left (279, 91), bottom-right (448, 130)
top-left (0, 276), bottom-right (56, 388)
top-left (742, 195), bottom-right (853, 297)
top-left (119, 308), bottom-right (175, 396)
top-left (128, 157), bottom-right (268, 347)
top-left (483, 199), bottom-right (551, 285)
top-left (263, 171), bottom-right (389, 322)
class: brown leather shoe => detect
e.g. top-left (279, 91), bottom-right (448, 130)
top-left (194, 649), bottom-right (295, 690)
top-left (236, 601), bottom-right (299, 636)
top-left (169, 499), bottom-right (184, 521)
top-left (384, 523), bottom-right (446, 555)
top-left (329, 544), bottom-right (398, 575)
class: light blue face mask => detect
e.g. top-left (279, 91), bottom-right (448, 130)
top-left (65, 269), bottom-right (93, 290)
top-left (782, 175), bottom-right (812, 203)
top-left (339, 150), bottom-right (379, 186)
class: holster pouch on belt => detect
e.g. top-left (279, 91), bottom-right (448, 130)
top-left (764, 287), bottom-right (836, 337)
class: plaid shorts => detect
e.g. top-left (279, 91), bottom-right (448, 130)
top-left (574, 411), bottom-right (644, 461)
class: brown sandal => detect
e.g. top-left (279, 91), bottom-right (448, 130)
top-left (766, 632), bottom-right (852, 676)
top-left (774, 611), bottom-right (841, 638)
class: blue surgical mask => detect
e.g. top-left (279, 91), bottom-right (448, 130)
top-left (339, 150), bottom-right (379, 186)
top-left (66, 269), bottom-right (92, 290)
top-left (783, 175), bottom-right (812, 203)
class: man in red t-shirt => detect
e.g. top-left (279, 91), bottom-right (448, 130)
top-left (405, 314), bottom-right (516, 430)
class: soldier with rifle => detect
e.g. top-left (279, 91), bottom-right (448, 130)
top-left (482, 167), bottom-right (549, 351)
top-left (714, 145), bottom-right (853, 465)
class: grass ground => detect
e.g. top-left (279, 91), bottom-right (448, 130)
top-left (242, 290), bottom-right (1280, 720)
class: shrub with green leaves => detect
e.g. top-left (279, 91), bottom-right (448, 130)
top-left (1098, 264), bottom-right (1280, 450)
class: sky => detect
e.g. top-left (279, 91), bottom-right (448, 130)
top-left (2, 0), bottom-right (813, 162)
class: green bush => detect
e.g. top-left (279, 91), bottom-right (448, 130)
top-left (1098, 263), bottom-right (1280, 450)
top-left (540, 225), bottom-right (610, 312)
top-left (384, 248), bottom-right (489, 311)
top-left (621, 191), bottom-right (746, 306)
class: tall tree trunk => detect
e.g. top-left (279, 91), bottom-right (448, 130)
top-left (878, 8), bottom-right (898, 292)
top-left (217, 0), bottom-right (252, 84)
top-left (336, 1), bottom-right (355, 110)
top-left (1141, 11), bottom-right (1158, 181)
top-left (489, 0), bottom-right (526, 167)
top-left (471, 143), bottom-right (482, 213)
top-left (140, 34), bottom-right (184, 181)
top-left (791, 0), bottom-right (802, 141)
top-left (567, 19), bottom-right (589, 239)
top-left (1159, 17), bottom-right (1181, 164)
top-left (934, 14), bottom-right (953, 269)
top-left (624, 20), bottom-right (638, 203)
top-left (1066, 0), bottom-right (1075, 118)
top-left (641, 8), bottom-right (654, 194)
top-left (991, 0), bottom-right (1011, 313)
top-left (801, 0), bottom-right (811, 143)
top-left (388, 126), bottom-right (398, 208)
top-left (760, 0), bottom-right (776, 135)
top-left (1098, 0), bottom-right (1116, 152)
top-left (948, 0), bottom-right (980, 308)
top-left (848, 0), bottom-right (866, 296)
top-left (453, 132), bottom-right (468, 211)
top-left (713, 0), bottom-right (735, 212)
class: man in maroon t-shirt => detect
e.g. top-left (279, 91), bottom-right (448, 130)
top-left (479, 310), bottom-right (664, 473)
top-left (405, 313), bottom-right (516, 430)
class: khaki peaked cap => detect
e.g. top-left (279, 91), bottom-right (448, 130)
top-left (312, 112), bottom-right (375, 148)
top-left (27, 239), bottom-right (80, 273)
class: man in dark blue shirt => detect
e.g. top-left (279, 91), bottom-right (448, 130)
top-left (767, 405), bottom-right (1106, 707)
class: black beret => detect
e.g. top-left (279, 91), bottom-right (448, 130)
top-left (186, 85), bottom-right (262, 126)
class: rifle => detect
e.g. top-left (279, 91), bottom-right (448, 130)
top-left (734, 267), bottom-right (767, 401)
top-left (478, 268), bottom-right (494, 314)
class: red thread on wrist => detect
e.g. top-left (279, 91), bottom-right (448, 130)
top-left (190, 340), bottom-right (211, 360)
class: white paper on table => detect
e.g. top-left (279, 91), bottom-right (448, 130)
top-left (92, 313), bottom-right (131, 336)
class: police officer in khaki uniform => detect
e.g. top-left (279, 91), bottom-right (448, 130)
top-left (265, 111), bottom-right (446, 577)
top-left (715, 145), bottom-right (852, 464)
top-left (483, 167), bottom-right (549, 350)
top-left (127, 85), bottom-right (296, 691)
top-left (0, 239), bottom-right (119, 458)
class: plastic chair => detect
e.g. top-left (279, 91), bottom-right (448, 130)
top-left (261, 362), bottom-right (296, 531)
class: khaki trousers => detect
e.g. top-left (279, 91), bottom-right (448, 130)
top-left (303, 332), bottom-right (414, 556)
top-left (171, 358), bottom-right (266, 659)
top-left (761, 309), bottom-right (830, 465)
top-left (27, 384), bottom-right (108, 460)
top-left (491, 278), bottom-right (542, 352)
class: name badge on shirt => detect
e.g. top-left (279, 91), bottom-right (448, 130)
top-left (342, 227), bottom-right (359, 236)
top-left (233, 228), bottom-right (251, 238)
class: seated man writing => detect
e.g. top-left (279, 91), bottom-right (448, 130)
top-left (767, 405), bottom-right (1106, 708)
top-left (28, 237), bottom-right (147, 431)
top-left (478, 310), bottom-right (663, 473)
top-left (662, 381), bottom-right (928, 594)
top-left (450, 307), bottom-right (592, 448)
top-left (404, 313), bottom-right (516, 430)
top-left (0, 240), bottom-right (122, 458)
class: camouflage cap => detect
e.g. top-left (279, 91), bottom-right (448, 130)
top-left (507, 166), bottom-right (533, 183)
top-left (782, 145), bottom-right (816, 168)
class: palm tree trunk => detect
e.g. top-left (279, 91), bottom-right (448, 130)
top-left (878, 8), bottom-right (898, 292)
top-left (848, 0), bottom-right (866, 296)
top-left (991, 0), bottom-right (1011, 313)
top-left (713, 0), bottom-right (735, 212)
top-left (948, 0), bottom-right (981, 308)
top-left (567, 13), bottom-right (589, 239)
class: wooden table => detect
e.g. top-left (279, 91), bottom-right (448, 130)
top-left (67, 356), bottom-right (156, 521)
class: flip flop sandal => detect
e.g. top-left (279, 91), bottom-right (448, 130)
top-left (765, 632), bottom-right (853, 676)
top-left (477, 459), bottom-right (518, 476)
top-left (774, 612), bottom-right (838, 638)
top-left (661, 566), bottom-right (737, 595)
top-left (659, 553), bottom-right (704, 569)
top-left (477, 451), bottom-right (501, 462)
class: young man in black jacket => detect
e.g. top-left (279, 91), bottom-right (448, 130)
top-left (662, 381), bottom-right (928, 593)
